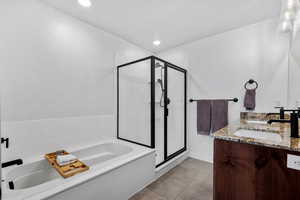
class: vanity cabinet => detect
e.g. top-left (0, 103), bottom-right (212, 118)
top-left (214, 139), bottom-right (300, 200)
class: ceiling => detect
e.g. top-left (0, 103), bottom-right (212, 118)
top-left (42, 0), bottom-right (281, 53)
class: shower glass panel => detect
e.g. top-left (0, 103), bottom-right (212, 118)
top-left (117, 56), bottom-right (186, 167)
top-left (117, 58), bottom-right (153, 147)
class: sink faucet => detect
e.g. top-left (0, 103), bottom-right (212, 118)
top-left (268, 110), bottom-right (299, 138)
top-left (266, 107), bottom-right (285, 119)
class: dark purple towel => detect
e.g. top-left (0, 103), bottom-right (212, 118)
top-left (244, 89), bottom-right (256, 110)
top-left (211, 100), bottom-right (228, 133)
top-left (197, 100), bottom-right (211, 135)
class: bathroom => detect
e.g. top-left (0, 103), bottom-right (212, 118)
top-left (1, 0), bottom-right (300, 199)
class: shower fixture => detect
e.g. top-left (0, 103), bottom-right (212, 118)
top-left (157, 78), bottom-right (164, 92)
top-left (155, 63), bottom-right (165, 107)
top-left (155, 62), bottom-right (164, 68)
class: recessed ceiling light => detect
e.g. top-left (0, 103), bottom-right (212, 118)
top-left (153, 40), bottom-right (161, 46)
top-left (78, 0), bottom-right (92, 7)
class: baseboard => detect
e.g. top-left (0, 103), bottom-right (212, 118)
top-left (189, 153), bottom-right (213, 163)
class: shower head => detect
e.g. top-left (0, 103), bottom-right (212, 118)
top-left (157, 78), bottom-right (164, 92)
top-left (155, 62), bottom-right (164, 68)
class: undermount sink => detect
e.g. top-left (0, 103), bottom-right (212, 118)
top-left (245, 120), bottom-right (268, 125)
top-left (234, 129), bottom-right (282, 142)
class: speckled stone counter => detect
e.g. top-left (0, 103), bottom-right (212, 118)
top-left (213, 120), bottom-right (300, 152)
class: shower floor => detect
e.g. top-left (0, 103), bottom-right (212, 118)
top-left (130, 157), bottom-right (213, 200)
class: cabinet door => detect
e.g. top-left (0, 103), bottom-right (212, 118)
top-left (270, 149), bottom-right (300, 200)
top-left (214, 139), bottom-right (273, 200)
top-left (214, 139), bottom-right (300, 200)
top-left (214, 139), bottom-right (256, 200)
top-left (253, 145), bottom-right (272, 200)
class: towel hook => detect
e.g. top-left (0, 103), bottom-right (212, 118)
top-left (244, 79), bottom-right (258, 90)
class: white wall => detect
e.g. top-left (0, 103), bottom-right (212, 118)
top-left (288, 17), bottom-right (300, 108)
top-left (290, 30), bottom-right (300, 108)
top-left (159, 19), bottom-right (289, 162)
top-left (0, 0), bottom-right (149, 162)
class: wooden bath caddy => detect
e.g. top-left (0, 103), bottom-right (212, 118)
top-left (45, 150), bottom-right (89, 178)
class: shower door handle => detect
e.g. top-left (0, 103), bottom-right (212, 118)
top-left (166, 98), bottom-right (171, 105)
top-left (165, 97), bottom-right (170, 117)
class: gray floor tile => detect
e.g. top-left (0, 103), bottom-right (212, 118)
top-left (131, 157), bottom-right (213, 200)
top-left (177, 185), bottom-right (213, 200)
top-left (167, 165), bottom-right (199, 184)
top-left (129, 188), bottom-right (166, 200)
top-left (147, 175), bottom-right (186, 200)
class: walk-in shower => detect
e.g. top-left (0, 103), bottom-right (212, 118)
top-left (117, 56), bottom-right (187, 167)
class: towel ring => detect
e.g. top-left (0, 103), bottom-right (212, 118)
top-left (244, 79), bottom-right (258, 90)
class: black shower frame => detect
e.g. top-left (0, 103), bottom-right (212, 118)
top-left (117, 56), bottom-right (187, 168)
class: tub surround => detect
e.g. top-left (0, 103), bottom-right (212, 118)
top-left (2, 140), bottom-right (155, 200)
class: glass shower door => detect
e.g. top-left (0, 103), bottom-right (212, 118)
top-left (165, 64), bottom-right (186, 159)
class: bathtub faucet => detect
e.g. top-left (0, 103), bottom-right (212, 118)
top-left (1, 137), bottom-right (9, 148)
top-left (2, 159), bottom-right (23, 168)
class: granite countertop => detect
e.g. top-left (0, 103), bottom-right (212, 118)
top-left (213, 120), bottom-right (300, 152)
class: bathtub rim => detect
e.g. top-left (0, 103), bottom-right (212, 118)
top-left (2, 139), bottom-right (155, 200)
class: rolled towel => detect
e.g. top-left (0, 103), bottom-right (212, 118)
top-left (56, 154), bottom-right (77, 166)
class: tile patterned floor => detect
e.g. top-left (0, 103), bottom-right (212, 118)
top-left (130, 157), bottom-right (213, 200)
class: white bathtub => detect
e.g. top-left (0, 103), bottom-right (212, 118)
top-left (2, 140), bottom-right (155, 200)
